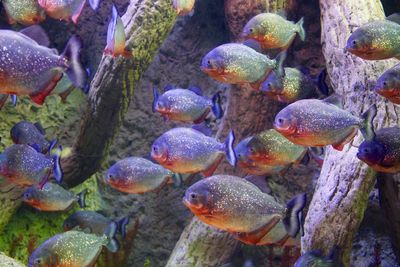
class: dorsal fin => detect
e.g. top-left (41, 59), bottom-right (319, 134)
top-left (243, 39), bottom-right (262, 53)
top-left (20, 25), bottom-right (50, 47)
top-left (188, 86), bottom-right (202, 96)
top-left (322, 94), bottom-right (343, 108)
top-left (386, 13), bottom-right (400, 24)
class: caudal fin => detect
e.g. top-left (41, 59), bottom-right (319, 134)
top-left (282, 193), bottom-right (307, 237)
top-left (117, 216), bottom-right (130, 239)
top-left (224, 131), bottom-right (237, 167)
top-left (61, 35), bottom-right (86, 89)
top-left (211, 92), bottom-right (223, 119)
top-left (171, 173), bottom-right (183, 188)
top-left (296, 17), bottom-right (306, 41)
top-left (152, 87), bottom-right (159, 113)
top-left (51, 146), bottom-right (63, 184)
top-left (360, 105), bottom-right (377, 141)
top-left (105, 5), bottom-right (130, 57)
top-left (88, 0), bottom-right (101, 10)
top-left (76, 189), bottom-right (87, 208)
top-left (274, 51), bottom-right (287, 79)
top-left (104, 222), bottom-right (119, 253)
top-left (316, 69), bottom-right (329, 96)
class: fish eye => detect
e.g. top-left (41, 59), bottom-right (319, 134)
top-left (352, 40), bottom-right (357, 45)
top-left (207, 60), bottom-right (212, 66)
top-left (34, 258), bottom-right (42, 264)
top-left (278, 118), bottom-right (285, 124)
top-left (190, 193), bottom-right (197, 199)
top-left (153, 146), bottom-right (158, 152)
top-left (24, 193), bottom-right (30, 199)
top-left (249, 28), bottom-right (254, 33)
top-left (383, 82), bottom-right (387, 86)
top-left (108, 174), bottom-right (113, 179)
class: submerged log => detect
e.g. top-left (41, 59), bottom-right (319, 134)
top-left (166, 1), bottom-right (296, 266)
top-left (302, 1), bottom-right (399, 265)
top-left (61, 0), bottom-right (178, 188)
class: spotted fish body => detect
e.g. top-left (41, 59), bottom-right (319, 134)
top-left (246, 129), bottom-right (307, 166)
top-left (274, 97), bottom-right (377, 150)
top-left (10, 121), bottom-right (52, 154)
top-left (235, 136), bottom-right (285, 175)
top-left (184, 175), bottom-right (306, 245)
top-left (63, 211), bottom-right (112, 234)
top-left (0, 145), bottom-right (55, 186)
top-left (2, 0), bottom-right (46, 25)
top-left (374, 63), bottom-right (400, 104)
top-left (172, 0), bottom-right (195, 16)
top-left (152, 88), bottom-right (222, 123)
top-left (28, 228), bottom-right (118, 267)
top-left (201, 43), bottom-right (285, 89)
top-left (38, 0), bottom-right (98, 24)
top-left (0, 31), bottom-right (85, 105)
top-left (261, 68), bottom-right (320, 103)
top-left (23, 182), bottom-right (85, 211)
top-left (105, 157), bottom-right (180, 194)
top-left (294, 251), bottom-right (341, 267)
top-left (151, 128), bottom-right (236, 176)
top-left (357, 127), bottom-right (400, 173)
top-left (242, 13), bottom-right (305, 50)
top-left (345, 20), bottom-right (400, 60)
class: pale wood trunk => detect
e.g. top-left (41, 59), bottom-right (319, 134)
top-left (302, 1), bottom-right (400, 266)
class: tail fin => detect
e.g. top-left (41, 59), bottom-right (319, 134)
top-left (224, 131), bottom-right (237, 167)
top-left (211, 92), bottom-right (223, 119)
top-left (152, 87), bottom-right (159, 113)
top-left (171, 173), bottom-right (182, 188)
top-left (88, 0), bottom-right (100, 10)
top-left (274, 51), bottom-right (287, 79)
top-left (76, 189), bottom-right (87, 208)
top-left (51, 146), bottom-right (63, 184)
top-left (0, 95), bottom-right (8, 109)
top-left (316, 69), bottom-right (329, 96)
top-left (282, 193), bottom-right (307, 237)
top-left (296, 17), bottom-right (306, 41)
top-left (308, 147), bottom-right (324, 167)
top-left (104, 222), bottom-right (119, 253)
top-left (10, 95), bottom-right (17, 107)
top-left (48, 139), bottom-right (58, 155)
top-left (104, 5), bottom-right (129, 57)
top-left (360, 105), bottom-right (377, 141)
top-left (61, 35), bottom-right (86, 89)
top-left (117, 216), bottom-right (130, 239)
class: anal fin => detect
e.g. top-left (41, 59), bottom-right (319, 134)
top-left (230, 217), bottom-right (280, 245)
top-left (30, 73), bottom-right (62, 105)
top-left (332, 128), bottom-right (358, 151)
top-left (202, 156), bottom-right (223, 177)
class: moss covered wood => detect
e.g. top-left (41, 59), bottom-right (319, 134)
top-left (166, 1), bottom-right (296, 266)
top-left (61, 0), bottom-right (178, 188)
top-left (302, 1), bottom-right (400, 266)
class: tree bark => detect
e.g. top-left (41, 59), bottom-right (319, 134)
top-left (0, 252), bottom-right (24, 267)
top-left (302, 1), bottom-right (400, 266)
top-left (166, 1), bottom-right (296, 266)
top-left (61, 0), bottom-right (177, 188)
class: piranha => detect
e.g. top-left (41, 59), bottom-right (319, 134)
top-left (104, 5), bottom-right (130, 57)
top-left (201, 43), bottom-right (286, 90)
top-left (374, 63), bottom-right (400, 104)
top-left (261, 68), bottom-right (329, 103)
top-left (274, 95), bottom-right (377, 150)
top-left (235, 136), bottom-right (286, 175)
top-left (0, 29), bottom-right (86, 105)
top-left (28, 224), bottom-right (119, 267)
top-left (38, 0), bottom-right (101, 24)
top-left (151, 128), bottom-right (236, 176)
top-left (357, 127), bottom-right (400, 173)
top-left (245, 129), bottom-right (308, 166)
top-left (152, 85), bottom-right (223, 123)
top-left (2, 0), bottom-right (46, 25)
top-left (242, 13), bottom-right (305, 50)
top-left (10, 121), bottom-right (57, 154)
top-left (184, 175), bottom-right (306, 245)
top-left (345, 16), bottom-right (400, 60)
top-left (23, 182), bottom-right (86, 211)
top-left (63, 211), bottom-right (130, 238)
top-left (294, 247), bottom-right (343, 267)
top-left (172, 0), bottom-right (195, 16)
top-left (105, 157), bottom-right (182, 194)
top-left (0, 144), bottom-right (63, 187)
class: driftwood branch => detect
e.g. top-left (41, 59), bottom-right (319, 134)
top-left (61, 0), bottom-right (177, 188)
top-left (302, 1), bottom-right (400, 265)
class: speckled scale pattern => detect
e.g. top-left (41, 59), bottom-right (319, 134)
top-left (11, 122), bottom-right (50, 154)
top-left (24, 182), bottom-right (78, 211)
top-left (248, 129), bottom-right (307, 166)
top-left (276, 99), bottom-right (362, 146)
top-left (264, 68), bottom-right (318, 103)
top-left (106, 157), bottom-right (173, 194)
top-left (28, 231), bottom-right (106, 267)
top-left (349, 20), bottom-right (400, 60)
top-left (172, 0), bottom-right (196, 16)
top-left (63, 211), bottom-right (112, 235)
top-left (202, 43), bottom-right (276, 84)
top-left (0, 145), bottom-right (53, 186)
top-left (375, 63), bottom-right (400, 103)
top-left (188, 175), bottom-right (285, 233)
top-left (0, 31), bottom-right (65, 96)
top-left (155, 89), bottom-right (212, 122)
top-left (243, 13), bottom-right (299, 49)
top-left (152, 128), bottom-right (225, 173)
top-left (2, 0), bottom-right (45, 25)
top-left (372, 127), bottom-right (400, 171)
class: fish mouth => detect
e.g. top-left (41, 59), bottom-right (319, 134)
top-left (273, 123), bottom-right (296, 135)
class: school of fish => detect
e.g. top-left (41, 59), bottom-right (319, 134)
top-left (0, 1), bottom-right (399, 266)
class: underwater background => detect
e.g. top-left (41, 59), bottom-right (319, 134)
top-left (0, 0), bottom-right (400, 266)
